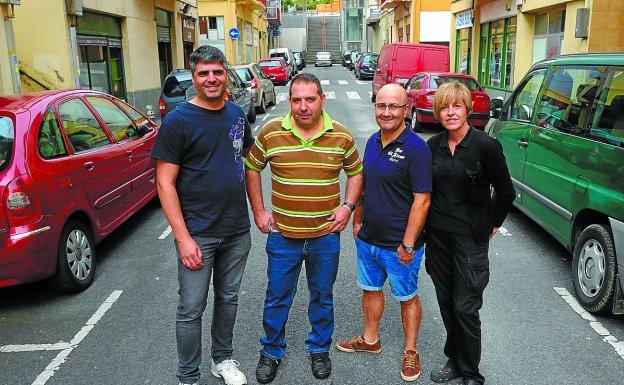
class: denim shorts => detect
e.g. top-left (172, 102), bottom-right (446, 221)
top-left (355, 237), bottom-right (424, 301)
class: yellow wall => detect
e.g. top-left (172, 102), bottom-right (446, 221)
top-left (14, 1), bottom-right (73, 92)
top-left (0, 5), bottom-right (16, 94)
top-left (588, 0), bottom-right (624, 52)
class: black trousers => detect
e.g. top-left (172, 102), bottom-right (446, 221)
top-left (425, 227), bottom-right (490, 384)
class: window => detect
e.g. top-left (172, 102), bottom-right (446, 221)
top-left (87, 97), bottom-right (137, 142)
top-left (115, 100), bottom-right (149, 127)
top-left (430, 76), bottom-right (480, 90)
top-left (200, 16), bottom-right (225, 54)
top-left (0, 116), bottom-right (14, 171)
top-left (38, 108), bottom-right (67, 159)
top-left (162, 72), bottom-right (193, 98)
top-left (405, 75), bottom-right (424, 91)
top-left (253, 64), bottom-right (269, 80)
top-left (455, 28), bottom-right (471, 74)
top-left (59, 99), bottom-right (111, 153)
top-left (235, 68), bottom-right (252, 82)
top-left (588, 68), bottom-right (624, 147)
top-left (510, 69), bottom-right (547, 121)
top-left (479, 17), bottom-right (516, 90)
top-left (532, 10), bottom-right (565, 64)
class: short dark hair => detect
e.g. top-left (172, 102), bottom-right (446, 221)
top-left (289, 73), bottom-right (323, 97)
top-left (189, 45), bottom-right (229, 74)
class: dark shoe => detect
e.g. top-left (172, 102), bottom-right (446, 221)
top-left (310, 352), bottom-right (331, 379)
top-left (336, 335), bottom-right (382, 353)
top-left (256, 355), bottom-right (280, 384)
top-left (430, 361), bottom-right (460, 383)
top-left (462, 378), bottom-right (483, 385)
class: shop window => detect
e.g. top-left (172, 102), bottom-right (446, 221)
top-left (535, 66), bottom-right (603, 134)
top-left (455, 27), bottom-right (471, 74)
top-left (532, 10), bottom-right (565, 64)
top-left (479, 17), bottom-right (517, 90)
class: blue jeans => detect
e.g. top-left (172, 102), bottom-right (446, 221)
top-left (175, 232), bottom-right (251, 384)
top-left (260, 232), bottom-right (340, 360)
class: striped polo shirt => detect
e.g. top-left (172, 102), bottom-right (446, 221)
top-left (245, 110), bottom-right (363, 239)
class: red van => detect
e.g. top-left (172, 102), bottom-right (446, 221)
top-left (371, 43), bottom-right (450, 102)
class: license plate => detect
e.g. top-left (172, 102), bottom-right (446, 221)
top-left (395, 78), bottom-right (409, 85)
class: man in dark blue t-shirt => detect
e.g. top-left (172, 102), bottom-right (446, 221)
top-left (336, 84), bottom-right (431, 382)
top-left (151, 45), bottom-right (253, 385)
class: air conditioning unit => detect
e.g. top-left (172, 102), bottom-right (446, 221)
top-left (575, 8), bottom-right (590, 38)
top-left (0, 0), bottom-right (21, 5)
top-left (66, 0), bottom-right (83, 16)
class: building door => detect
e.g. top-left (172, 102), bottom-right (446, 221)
top-left (156, 9), bottom-right (173, 84)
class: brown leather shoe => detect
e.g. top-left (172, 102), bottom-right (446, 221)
top-left (401, 350), bottom-right (421, 382)
top-left (336, 335), bottom-right (382, 353)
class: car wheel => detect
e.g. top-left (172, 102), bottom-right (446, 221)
top-left (411, 110), bottom-right (423, 133)
top-left (358, 71), bottom-right (363, 80)
top-left (49, 219), bottom-right (96, 293)
top-left (572, 224), bottom-right (617, 314)
top-left (268, 92), bottom-right (276, 106)
top-left (247, 101), bottom-right (257, 123)
top-left (257, 95), bottom-right (267, 114)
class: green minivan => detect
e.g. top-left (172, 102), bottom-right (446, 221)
top-left (488, 53), bottom-right (624, 315)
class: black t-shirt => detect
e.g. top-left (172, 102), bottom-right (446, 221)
top-left (151, 101), bottom-right (254, 237)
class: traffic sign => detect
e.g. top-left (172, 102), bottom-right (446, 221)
top-left (228, 27), bottom-right (240, 40)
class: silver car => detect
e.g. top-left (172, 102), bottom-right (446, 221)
top-left (234, 64), bottom-right (277, 114)
top-left (315, 52), bottom-right (333, 67)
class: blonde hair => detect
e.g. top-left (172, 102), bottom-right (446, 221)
top-left (433, 81), bottom-right (472, 121)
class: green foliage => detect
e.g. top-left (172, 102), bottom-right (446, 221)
top-left (284, 0), bottom-right (331, 11)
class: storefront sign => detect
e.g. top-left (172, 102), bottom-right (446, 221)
top-left (456, 10), bottom-right (473, 29)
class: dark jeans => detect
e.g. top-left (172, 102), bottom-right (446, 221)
top-left (260, 232), bottom-right (340, 360)
top-left (175, 232), bottom-right (251, 384)
top-left (425, 227), bottom-right (490, 385)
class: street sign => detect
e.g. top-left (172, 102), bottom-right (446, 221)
top-left (228, 27), bottom-right (240, 40)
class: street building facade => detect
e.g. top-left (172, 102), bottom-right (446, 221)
top-left (449, 0), bottom-right (624, 99)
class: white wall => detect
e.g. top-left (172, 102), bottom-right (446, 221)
top-left (420, 11), bottom-right (451, 42)
top-left (278, 27), bottom-right (306, 51)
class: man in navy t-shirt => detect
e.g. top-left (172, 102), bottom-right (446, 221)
top-left (336, 84), bottom-right (431, 382)
top-left (151, 45), bottom-right (253, 385)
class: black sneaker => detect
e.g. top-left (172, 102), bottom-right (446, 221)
top-left (430, 361), bottom-right (460, 383)
top-left (310, 352), bottom-right (331, 379)
top-left (256, 354), bottom-right (281, 384)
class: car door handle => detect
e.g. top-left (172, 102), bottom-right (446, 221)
top-left (518, 139), bottom-right (528, 148)
top-left (126, 150), bottom-right (132, 157)
top-left (84, 161), bottom-right (94, 170)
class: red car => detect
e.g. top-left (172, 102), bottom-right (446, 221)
top-left (0, 89), bottom-right (159, 292)
top-left (258, 58), bottom-right (289, 86)
top-left (404, 72), bottom-right (490, 132)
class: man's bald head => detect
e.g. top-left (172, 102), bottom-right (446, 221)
top-left (377, 83), bottom-right (407, 104)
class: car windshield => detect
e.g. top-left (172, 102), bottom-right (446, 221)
top-left (430, 76), bottom-right (481, 90)
top-left (363, 54), bottom-right (378, 64)
top-left (270, 52), bottom-right (287, 61)
top-left (259, 61), bottom-right (282, 67)
top-left (0, 116), bottom-right (15, 172)
top-left (317, 52), bottom-right (330, 58)
top-left (235, 68), bottom-right (252, 81)
top-left (163, 72), bottom-right (193, 98)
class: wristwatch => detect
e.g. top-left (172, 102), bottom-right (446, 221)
top-left (401, 243), bottom-right (415, 254)
top-left (343, 201), bottom-right (356, 212)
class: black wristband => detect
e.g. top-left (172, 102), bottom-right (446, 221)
top-left (343, 201), bottom-right (356, 212)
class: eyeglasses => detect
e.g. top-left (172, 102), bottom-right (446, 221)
top-left (375, 103), bottom-right (408, 112)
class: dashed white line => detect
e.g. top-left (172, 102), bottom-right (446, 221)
top-left (270, 106), bottom-right (276, 111)
top-left (276, 92), bottom-right (288, 104)
top-left (554, 287), bottom-right (624, 360)
top-left (324, 91), bottom-right (336, 99)
top-left (261, 113), bottom-right (270, 121)
top-left (346, 91), bottom-right (361, 100)
top-left (158, 225), bottom-right (172, 240)
top-left (320, 80), bottom-right (330, 85)
top-left (356, 80), bottom-right (366, 85)
top-left (338, 80), bottom-right (348, 85)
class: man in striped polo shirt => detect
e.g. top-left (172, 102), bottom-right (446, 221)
top-left (245, 73), bottom-right (363, 383)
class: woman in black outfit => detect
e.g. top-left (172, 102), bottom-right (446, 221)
top-left (425, 82), bottom-right (515, 385)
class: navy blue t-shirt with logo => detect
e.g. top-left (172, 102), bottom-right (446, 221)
top-left (358, 125), bottom-right (432, 250)
top-left (151, 101), bottom-right (254, 237)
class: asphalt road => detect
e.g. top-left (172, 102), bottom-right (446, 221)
top-left (1, 65), bottom-right (623, 385)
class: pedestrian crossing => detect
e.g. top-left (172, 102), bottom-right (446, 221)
top-left (276, 90), bottom-right (372, 101)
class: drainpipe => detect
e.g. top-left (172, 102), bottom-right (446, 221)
top-left (3, 4), bottom-right (21, 94)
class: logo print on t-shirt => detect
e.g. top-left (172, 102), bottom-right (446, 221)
top-left (229, 117), bottom-right (246, 182)
top-left (387, 147), bottom-right (405, 163)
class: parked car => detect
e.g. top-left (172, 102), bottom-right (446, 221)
top-left (258, 58), bottom-right (289, 86)
top-left (293, 52), bottom-right (305, 70)
top-left (488, 53), bottom-right (624, 315)
top-left (0, 89), bottom-right (159, 292)
top-left (185, 67), bottom-right (256, 123)
top-left (404, 72), bottom-right (490, 132)
top-left (234, 64), bottom-right (277, 114)
top-left (342, 50), bottom-right (352, 67)
top-left (354, 53), bottom-right (379, 80)
top-left (348, 51), bottom-right (360, 71)
top-left (159, 69), bottom-right (193, 118)
top-left (315, 51), bottom-right (332, 67)
top-left (371, 43), bottom-right (449, 102)
top-left (269, 48), bottom-right (297, 78)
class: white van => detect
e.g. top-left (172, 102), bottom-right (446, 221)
top-left (269, 48), bottom-right (297, 78)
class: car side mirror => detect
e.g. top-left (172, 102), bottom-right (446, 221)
top-left (489, 99), bottom-right (503, 119)
top-left (242, 81), bottom-right (251, 88)
top-left (137, 123), bottom-right (152, 137)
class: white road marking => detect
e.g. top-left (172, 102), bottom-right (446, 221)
top-left (346, 91), bottom-right (361, 100)
top-left (0, 291), bottom-right (124, 385)
top-left (338, 80), bottom-right (348, 85)
top-left (498, 226), bottom-right (511, 236)
top-left (324, 91), bottom-right (335, 99)
top-left (158, 225), bottom-right (172, 240)
top-left (369, 91), bottom-right (373, 98)
top-left (262, 113), bottom-right (270, 121)
top-left (253, 125), bottom-right (261, 132)
top-left (276, 92), bottom-right (288, 104)
top-left (356, 80), bottom-right (366, 85)
top-left (321, 80), bottom-right (330, 85)
top-left (554, 287), bottom-right (624, 360)
top-left (271, 106), bottom-right (276, 111)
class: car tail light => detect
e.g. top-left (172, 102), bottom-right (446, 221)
top-left (158, 97), bottom-right (167, 117)
top-left (3, 175), bottom-right (42, 227)
top-left (472, 94), bottom-right (490, 112)
top-left (359, 62), bottom-right (365, 69)
top-left (251, 78), bottom-right (260, 89)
